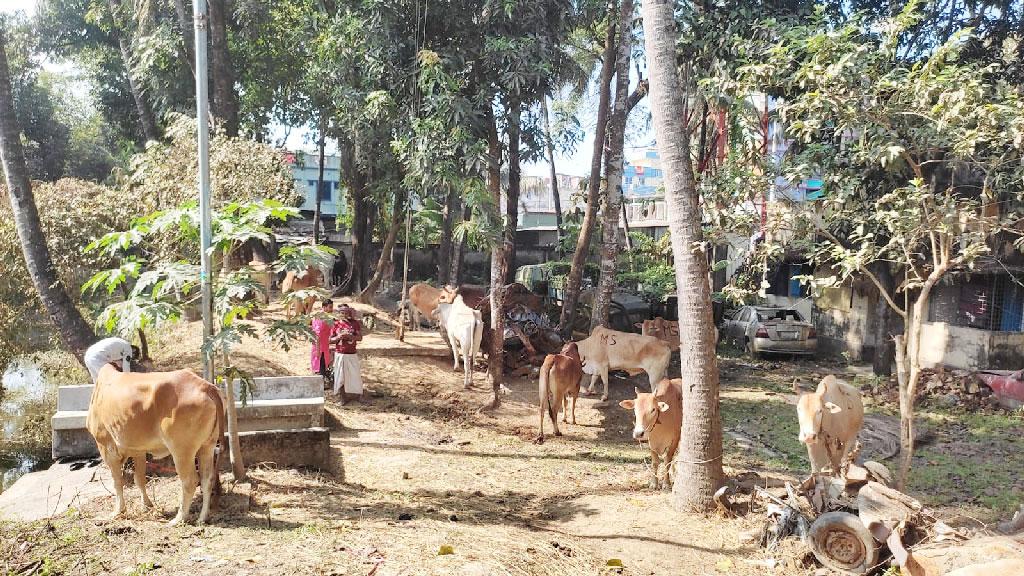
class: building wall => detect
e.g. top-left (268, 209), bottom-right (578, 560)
top-left (918, 322), bottom-right (1024, 370)
top-left (287, 151), bottom-right (344, 216)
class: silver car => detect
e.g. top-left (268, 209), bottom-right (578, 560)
top-left (721, 306), bottom-right (817, 358)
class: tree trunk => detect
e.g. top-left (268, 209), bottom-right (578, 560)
top-left (559, 7), bottom-right (616, 337)
top-left (591, 0), bottom-right (633, 331)
top-left (357, 190), bottom-right (406, 303)
top-left (0, 31), bottom-right (96, 364)
top-left (222, 374), bottom-right (246, 481)
top-left (505, 99), bottom-right (522, 283)
top-left (314, 113), bottom-right (326, 244)
top-left (871, 262), bottom-right (896, 376)
top-left (208, 0), bottom-right (239, 136)
top-left (487, 109), bottom-right (507, 407)
top-left (107, 0), bottom-right (160, 143)
top-left (542, 98), bottom-right (563, 252)
top-left (336, 139), bottom-right (365, 295)
top-left (641, 0), bottom-right (724, 510)
top-left (172, 0), bottom-right (195, 76)
top-left (451, 204), bottom-right (470, 284)
top-left (439, 185), bottom-right (458, 285)
top-left (897, 265), bottom-right (946, 489)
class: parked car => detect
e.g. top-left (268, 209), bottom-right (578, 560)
top-left (720, 306), bottom-right (817, 358)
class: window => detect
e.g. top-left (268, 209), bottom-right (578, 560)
top-left (306, 180), bottom-right (334, 201)
top-left (768, 262), bottom-right (812, 297)
top-left (757, 308), bottom-right (804, 322)
top-left (929, 274), bottom-right (1024, 331)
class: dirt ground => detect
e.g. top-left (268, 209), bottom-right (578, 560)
top-left (2, 304), bottom-right (1022, 575)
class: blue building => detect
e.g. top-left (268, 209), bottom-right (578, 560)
top-left (286, 151), bottom-right (344, 217)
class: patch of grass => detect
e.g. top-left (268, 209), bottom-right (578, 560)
top-left (908, 450), bottom-right (1024, 513)
top-left (721, 394), bottom-right (807, 472)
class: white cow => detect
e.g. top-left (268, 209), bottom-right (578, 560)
top-left (435, 289), bottom-right (484, 389)
top-left (795, 375), bottom-right (865, 475)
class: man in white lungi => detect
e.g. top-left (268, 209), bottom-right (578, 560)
top-left (330, 305), bottom-right (364, 404)
top-left (84, 337), bottom-right (139, 382)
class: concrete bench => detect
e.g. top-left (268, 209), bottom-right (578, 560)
top-left (52, 376), bottom-right (325, 459)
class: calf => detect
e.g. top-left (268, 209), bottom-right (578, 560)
top-left (435, 288), bottom-right (484, 389)
top-left (281, 266), bottom-right (323, 318)
top-left (575, 326), bottom-right (672, 401)
top-left (795, 375), bottom-right (864, 475)
top-left (87, 363), bottom-right (225, 525)
top-left (620, 378), bottom-right (683, 489)
top-left (536, 342), bottom-right (584, 442)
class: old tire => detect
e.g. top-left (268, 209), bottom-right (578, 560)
top-left (807, 511), bottom-right (878, 575)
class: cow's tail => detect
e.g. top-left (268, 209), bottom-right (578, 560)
top-left (538, 355), bottom-right (557, 434)
top-left (211, 387), bottom-right (227, 500)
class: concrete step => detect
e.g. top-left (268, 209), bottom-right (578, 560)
top-left (57, 376), bottom-right (323, 412)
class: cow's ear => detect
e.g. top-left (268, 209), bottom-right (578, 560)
top-left (657, 401), bottom-right (670, 413)
top-left (824, 401), bottom-right (842, 414)
top-left (619, 400), bottom-right (634, 410)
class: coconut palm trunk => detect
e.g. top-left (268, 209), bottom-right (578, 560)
top-left (541, 99), bottom-right (563, 251)
top-left (0, 29), bottom-right (96, 363)
top-left (640, 0), bottom-right (724, 511)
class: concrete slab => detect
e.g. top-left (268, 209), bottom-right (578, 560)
top-left (0, 460), bottom-right (112, 521)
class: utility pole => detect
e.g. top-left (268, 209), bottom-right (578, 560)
top-left (193, 0), bottom-right (214, 380)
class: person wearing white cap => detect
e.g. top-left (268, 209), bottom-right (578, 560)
top-left (83, 337), bottom-right (139, 382)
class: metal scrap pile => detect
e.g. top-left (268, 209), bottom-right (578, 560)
top-left (740, 456), bottom-right (1024, 575)
top-left (475, 283), bottom-right (563, 374)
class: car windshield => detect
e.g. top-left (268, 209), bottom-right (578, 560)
top-left (756, 309), bottom-right (803, 323)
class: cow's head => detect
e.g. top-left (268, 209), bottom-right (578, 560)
top-left (795, 376), bottom-right (842, 445)
top-left (560, 342), bottom-right (580, 362)
top-left (619, 387), bottom-right (671, 440)
top-left (438, 285), bottom-right (458, 304)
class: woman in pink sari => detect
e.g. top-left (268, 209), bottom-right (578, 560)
top-left (311, 298), bottom-right (335, 388)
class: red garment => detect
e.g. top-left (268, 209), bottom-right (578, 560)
top-left (311, 317), bottom-right (334, 373)
top-left (333, 318), bottom-right (362, 354)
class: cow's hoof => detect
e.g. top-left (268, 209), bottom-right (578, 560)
top-left (554, 430), bottom-right (562, 437)
top-left (167, 515), bottom-right (186, 527)
top-left (534, 435), bottom-right (544, 445)
top-left (600, 395), bottom-right (609, 402)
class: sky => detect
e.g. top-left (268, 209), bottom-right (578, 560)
top-left (4, 0), bottom-right (656, 178)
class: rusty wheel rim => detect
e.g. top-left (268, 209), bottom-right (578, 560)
top-left (818, 525), bottom-right (867, 569)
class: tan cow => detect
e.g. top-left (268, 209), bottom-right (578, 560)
top-left (536, 342), bottom-right (584, 442)
top-left (407, 283), bottom-right (442, 330)
top-left (795, 375), bottom-right (864, 475)
top-left (281, 266), bottom-right (324, 317)
top-left (619, 378), bottom-right (683, 489)
top-left (575, 326), bottom-right (672, 401)
top-left (87, 364), bottom-right (226, 525)
top-left (946, 559), bottom-right (1024, 576)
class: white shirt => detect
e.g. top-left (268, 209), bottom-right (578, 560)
top-left (84, 337), bottom-right (134, 381)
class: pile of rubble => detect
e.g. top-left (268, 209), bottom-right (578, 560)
top-left (860, 369), bottom-right (1009, 411)
top-left (736, 455), bottom-right (1024, 574)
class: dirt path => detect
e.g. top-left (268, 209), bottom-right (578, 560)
top-left (5, 312), bottom-right (1020, 575)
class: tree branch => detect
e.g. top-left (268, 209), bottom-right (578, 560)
top-left (817, 224), bottom-right (908, 320)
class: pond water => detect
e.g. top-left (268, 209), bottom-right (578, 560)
top-left (0, 360), bottom-right (55, 493)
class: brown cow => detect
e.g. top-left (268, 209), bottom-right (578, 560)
top-left (575, 326), bottom-right (672, 402)
top-left (619, 378), bottom-right (683, 489)
top-left (636, 318), bottom-right (680, 351)
top-left (536, 342), bottom-right (584, 442)
top-left (795, 375), bottom-right (864, 475)
top-left (407, 283), bottom-right (442, 330)
top-left (87, 364), bottom-right (225, 525)
top-left (281, 266), bottom-right (323, 318)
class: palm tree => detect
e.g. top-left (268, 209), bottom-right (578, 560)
top-left (640, 0), bottom-right (723, 510)
top-left (0, 27), bottom-right (96, 363)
